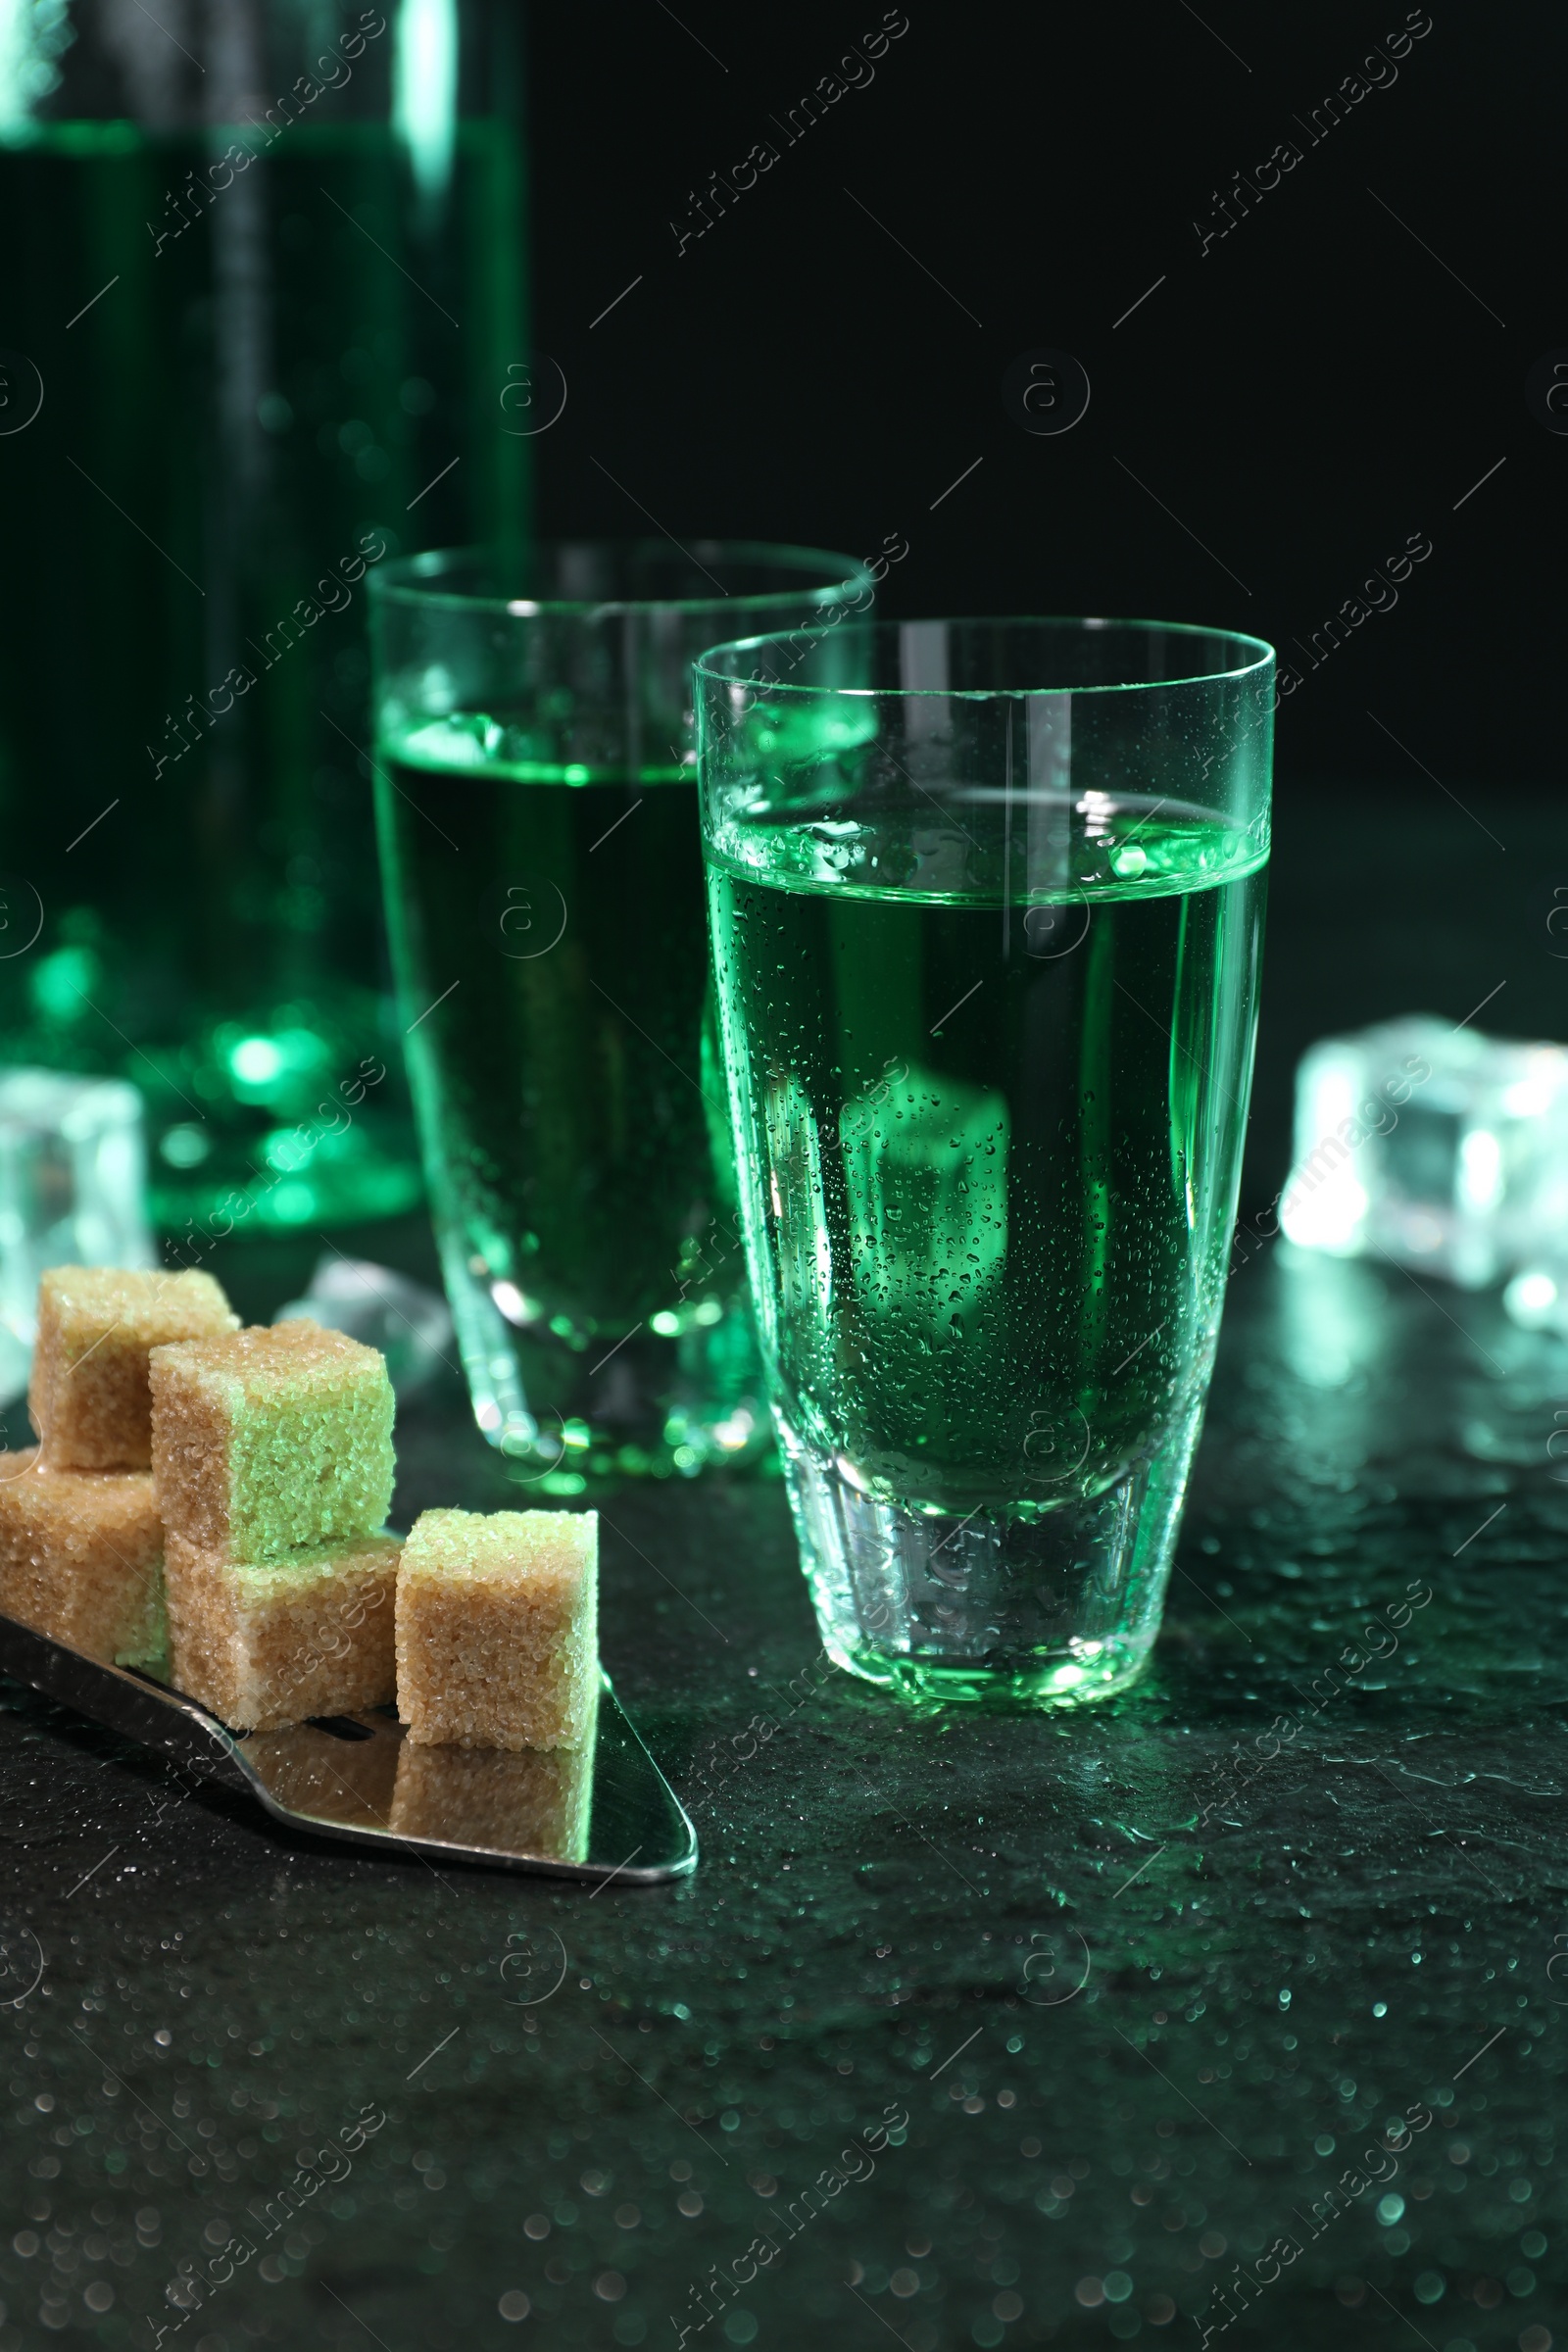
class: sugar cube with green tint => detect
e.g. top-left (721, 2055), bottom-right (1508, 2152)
top-left (150, 1322), bottom-right (395, 1562)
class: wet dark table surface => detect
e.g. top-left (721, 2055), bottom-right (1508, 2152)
top-left (3, 788), bottom-right (1566, 2352)
top-left (0, 1239), bottom-right (1564, 2352)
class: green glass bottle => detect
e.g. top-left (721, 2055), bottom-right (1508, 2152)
top-left (0, 0), bottom-right (531, 1245)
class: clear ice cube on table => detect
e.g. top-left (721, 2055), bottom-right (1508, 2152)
top-left (274, 1256), bottom-right (454, 1397)
top-left (0, 1067), bottom-right (155, 1403)
top-left (1279, 1015), bottom-right (1568, 1289)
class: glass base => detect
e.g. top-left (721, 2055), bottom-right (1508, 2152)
top-left (441, 1241), bottom-right (771, 1488)
top-left (775, 1396), bottom-right (1207, 1710)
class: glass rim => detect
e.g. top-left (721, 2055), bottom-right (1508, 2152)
top-left (367, 540), bottom-right (875, 618)
top-left (694, 614), bottom-right (1276, 698)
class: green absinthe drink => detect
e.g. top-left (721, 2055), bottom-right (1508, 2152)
top-left (699, 619), bottom-right (1274, 1707)
top-left (377, 727), bottom-right (732, 1457)
top-left (708, 811), bottom-right (1262, 1499)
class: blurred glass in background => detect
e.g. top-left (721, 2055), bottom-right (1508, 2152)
top-left (0, 0), bottom-right (532, 1248)
top-left (368, 543), bottom-right (872, 1485)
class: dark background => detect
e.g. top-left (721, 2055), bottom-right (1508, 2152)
top-left (524, 0), bottom-right (1566, 1207)
top-left (2, 19), bottom-right (1566, 2352)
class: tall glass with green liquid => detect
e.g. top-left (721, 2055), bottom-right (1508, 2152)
top-left (369, 543), bottom-right (870, 1485)
top-left (698, 619), bottom-right (1274, 1706)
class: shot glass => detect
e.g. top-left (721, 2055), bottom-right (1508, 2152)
top-left (698, 617), bottom-right (1274, 1705)
top-left (368, 541), bottom-right (870, 1484)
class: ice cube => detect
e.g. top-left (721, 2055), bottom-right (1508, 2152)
top-left (1280, 1015), bottom-right (1568, 1289)
top-left (0, 1068), bottom-right (155, 1402)
top-left (273, 1255), bottom-right (454, 1397)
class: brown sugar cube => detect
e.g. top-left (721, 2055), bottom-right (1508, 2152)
top-left (164, 1531), bottom-right (400, 1733)
top-left (395, 1508), bottom-right (598, 1751)
top-left (389, 1707), bottom-right (597, 1861)
top-left (0, 1448), bottom-right (165, 1665)
top-left (30, 1266), bottom-right (237, 1472)
top-left (150, 1322), bottom-right (395, 1563)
